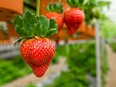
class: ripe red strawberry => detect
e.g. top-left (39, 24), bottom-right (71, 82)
top-left (63, 0), bottom-right (87, 35)
top-left (14, 10), bottom-right (58, 77)
top-left (45, 12), bottom-right (63, 31)
top-left (20, 38), bottom-right (55, 77)
top-left (20, 38), bottom-right (55, 66)
top-left (64, 8), bottom-right (85, 35)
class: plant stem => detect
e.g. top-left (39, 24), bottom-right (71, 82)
top-left (36, 0), bottom-right (40, 16)
top-left (58, 0), bottom-right (61, 4)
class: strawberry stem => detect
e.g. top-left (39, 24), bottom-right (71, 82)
top-left (35, 36), bottom-right (40, 39)
top-left (14, 37), bottom-right (24, 46)
top-left (36, 0), bottom-right (40, 16)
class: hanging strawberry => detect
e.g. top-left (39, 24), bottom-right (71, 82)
top-left (14, 10), bottom-right (58, 77)
top-left (64, 0), bottom-right (87, 35)
top-left (45, 0), bottom-right (64, 31)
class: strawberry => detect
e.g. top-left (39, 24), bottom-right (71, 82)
top-left (20, 38), bottom-right (55, 77)
top-left (45, 1), bottom-right (64, 31)
top-left (64, 0), bottom-right (86, 35)
top-left (64, 8), bottom-right (85, 35)
top-left (45, 12), bottom-right (63, 31)
top-left (14, 10), bottom-right (58, 77)
top-left (20, 38), bottom-right (55, 66)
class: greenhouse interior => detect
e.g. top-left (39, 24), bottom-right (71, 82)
top-left (0, 0), bottom-right (116, 87)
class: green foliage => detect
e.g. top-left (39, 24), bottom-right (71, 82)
top-left (66, 0), bottom-right (87, 8)
top-left (67, 43), bottom-right (96, 77)
top-left (46, 43), bottom-right (108, 87)
top-left (44, 43), bottom-right (96, 87)
top-left (101, 44), bottom-right (109, 87)
top-left (83, 0), bottom-right (110, 24)
top-left (46, 1), bottom-right (63, 13)
top-left (52, 45), bottom-right (69, 63)
top-left (100, 20), bottom-right (116, 39)
top-left (109, 42), bottom-right (116, 52)
top-left (26, 83), bottom-right (36, 87)
top-left (44, 71), bottom-right (89, 87)
top-left (14, 10), bottom-right (58, 39)
top-left (0, 55), bottom-right (32, 85)
top-left (97, 1), bottom-right (110, 8)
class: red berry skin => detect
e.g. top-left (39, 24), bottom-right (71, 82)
top-left (31, 61), bottom-right (50, 77)
top-left (20, 38), bottom-right (55, 77)
top-left (64, 8), bottom-right (85, 35)
top-left (45, 12), bottom-right (64, 31)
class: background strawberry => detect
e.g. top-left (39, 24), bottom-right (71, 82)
top-left (14, 10), bottom-right (58, 77)
top-left (64, 8), bottom-right (85, 35)
top-left (45, 12), bottom-right (63, 31)
top-left (45, 1), bottom-right (64, 31)
top-left (64, 0), bottom-right (86, 35)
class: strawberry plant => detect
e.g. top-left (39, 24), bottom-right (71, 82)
top-left (109, 42), bottom-right (116, 52)
top-left (13, 9), bottom-right (58, 77)
top-left (44, 71), bottom-right (89, 87)
top-left (45, 0), bottom-right (64, 31)
top-left (64, 0), bottom-right (86, 35)
top-left (83, 0), bottom-right (110, 25)
top-left (100, 20), bottom-right (116, 39)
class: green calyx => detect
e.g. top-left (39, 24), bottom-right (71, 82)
top-left (66, 0), bottom-right (88, 8)
top-left (46, 0), bottom-right (63, 14)
top-left (14, 10), bottom-right (58, 40)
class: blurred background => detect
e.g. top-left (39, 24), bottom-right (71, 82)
top-left (0, 0), bottom-right (116, 87)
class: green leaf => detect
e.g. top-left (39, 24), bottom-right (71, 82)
top-left (83, 0), bottom-right (88, 5)
top-left (66, 0), bottom-right (80, 7)
top-left (54, 3), bottom-right (63, 13)
top-left (79, 0), bottom-right (84, 5)
top-left (44, 18), bottom-right (58, 37)
top-left (36, 16), bottom-right (50, 36)
top-left (15, 25), bottom-right (24, 36)
top-left (49, 18), bottom-right (58, 29)
top-left (15, 26), bottom-right (30, 37)
top-left (23, 10), bottom-right (37, 36)
top-left (14, 10), bottom-right (58, 38)
top-left (14, 15), bottom-right (23, 29)
top-left (74, 0), bottom-right (79, 6)
top-left (67, 0), bottom-right (74, 7)
top-left (45, 28), bottom-right (58, 37)
top-left (97, 1), bottom-right (110, 7)
top-left (22, 27), bottom-right (31, 37)
top-left (46, 3), bottom-right (53, 12)
top-left (46, 1), bottom-right (63, 13)
top-left (33, 23), bottom-right (43, 37)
